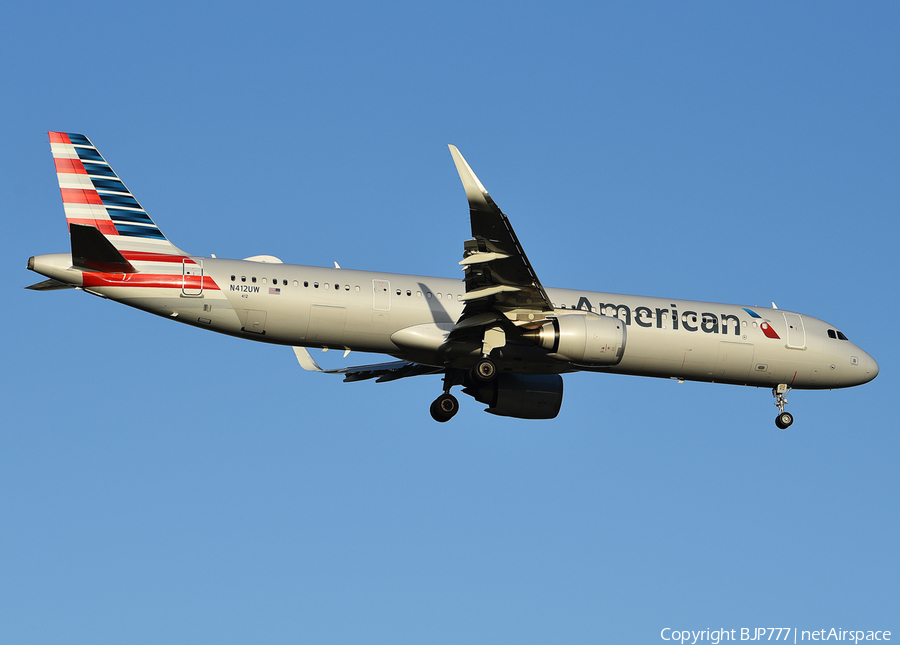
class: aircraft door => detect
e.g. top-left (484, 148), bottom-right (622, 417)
top-left (783, 313), bottom-right (806, 349)
top-left (182, 259), bottom-right (203, 296)
top-left (373, 280), bottom-right (391, 311)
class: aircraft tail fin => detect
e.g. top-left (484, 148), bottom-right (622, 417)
top-left (48, 132), bottom-right (187, 257)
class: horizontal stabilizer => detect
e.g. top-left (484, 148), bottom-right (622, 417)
top-left (25, 278), bottom-right (75, 291)
top-left (70, 223), bottom-right (137, 273)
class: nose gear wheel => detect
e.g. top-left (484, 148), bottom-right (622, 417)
top-left (775, 411), bottom-right (794, 429)
top-left (772, 385), bottom-right (793, 429)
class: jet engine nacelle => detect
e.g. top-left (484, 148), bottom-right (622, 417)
top-left (464, 373), bottom-right (564, 420)
top-left (526, 313), bottom-right (626, 366)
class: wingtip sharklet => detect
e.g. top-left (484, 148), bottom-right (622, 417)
top-left (448, 145), bottom-right (492, 209)
top-left (293, 346), bottom-right (324, 372)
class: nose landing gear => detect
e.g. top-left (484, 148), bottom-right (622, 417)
top-left (772, 384), bottom-right (793, 429)
top-left (776, 411), bottom-right (794, 429)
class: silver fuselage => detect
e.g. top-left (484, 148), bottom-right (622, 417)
top-left (30, 253), bottom-right (879, 390)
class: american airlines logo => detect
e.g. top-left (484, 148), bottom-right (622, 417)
top-left (573, 296), bottom-right (751, 336)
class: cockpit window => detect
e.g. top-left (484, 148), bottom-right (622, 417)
top-left (837, 331), bottom-right (849, 341)
top-left (827, 329), bottom-right (837, 339)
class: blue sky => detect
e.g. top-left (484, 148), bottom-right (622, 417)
top-left (2, 2), bottom-right (898, 643)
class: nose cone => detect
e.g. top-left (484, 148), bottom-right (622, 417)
top-left (865, 353), bottom-right (879, 383)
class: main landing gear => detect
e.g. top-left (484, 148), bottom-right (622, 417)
top-left (430, 392), bottom-right (459, 423)
top-left (430, 368), bottom-right (463, 423)
top-left (428, 360), bottom-right (498, 422)
top-left (772, 384), bottom-right (794, 429)
top-left (473, 357), bottom-right (497, 382)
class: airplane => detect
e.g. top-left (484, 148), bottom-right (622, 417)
top-left (27, 132), bottom-right (878, 427)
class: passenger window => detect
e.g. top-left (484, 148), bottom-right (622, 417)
top-left (314, 282), bottom-right (319, 288)
top-left (262, 278), bottom-right (267, 284)
top-left (345, 285), bottom-right (350, 291)
top-left (407, 290), bottom-right (411, 296)
top-left (241, 276), bottom-right (246, 282)
top-left (294, 280), bottom-right (299, 287)
top-left (251, 277), bottom-right (257, 283)
top-left (230, 275), bottom-right (235, 281)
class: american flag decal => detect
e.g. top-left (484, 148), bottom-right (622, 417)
top-left (269, 287), bottom-right (281, 295)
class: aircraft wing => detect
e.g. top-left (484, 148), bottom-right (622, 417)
top-left (293, 148), bottom-right (556, 385)
top-left (293, 347), bottom-right (443, 383)
top-left (447, 146), bottom-right (554, 331)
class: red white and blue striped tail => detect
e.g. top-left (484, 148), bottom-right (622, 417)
top-left (49, 132), bottom-right (186, 256)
